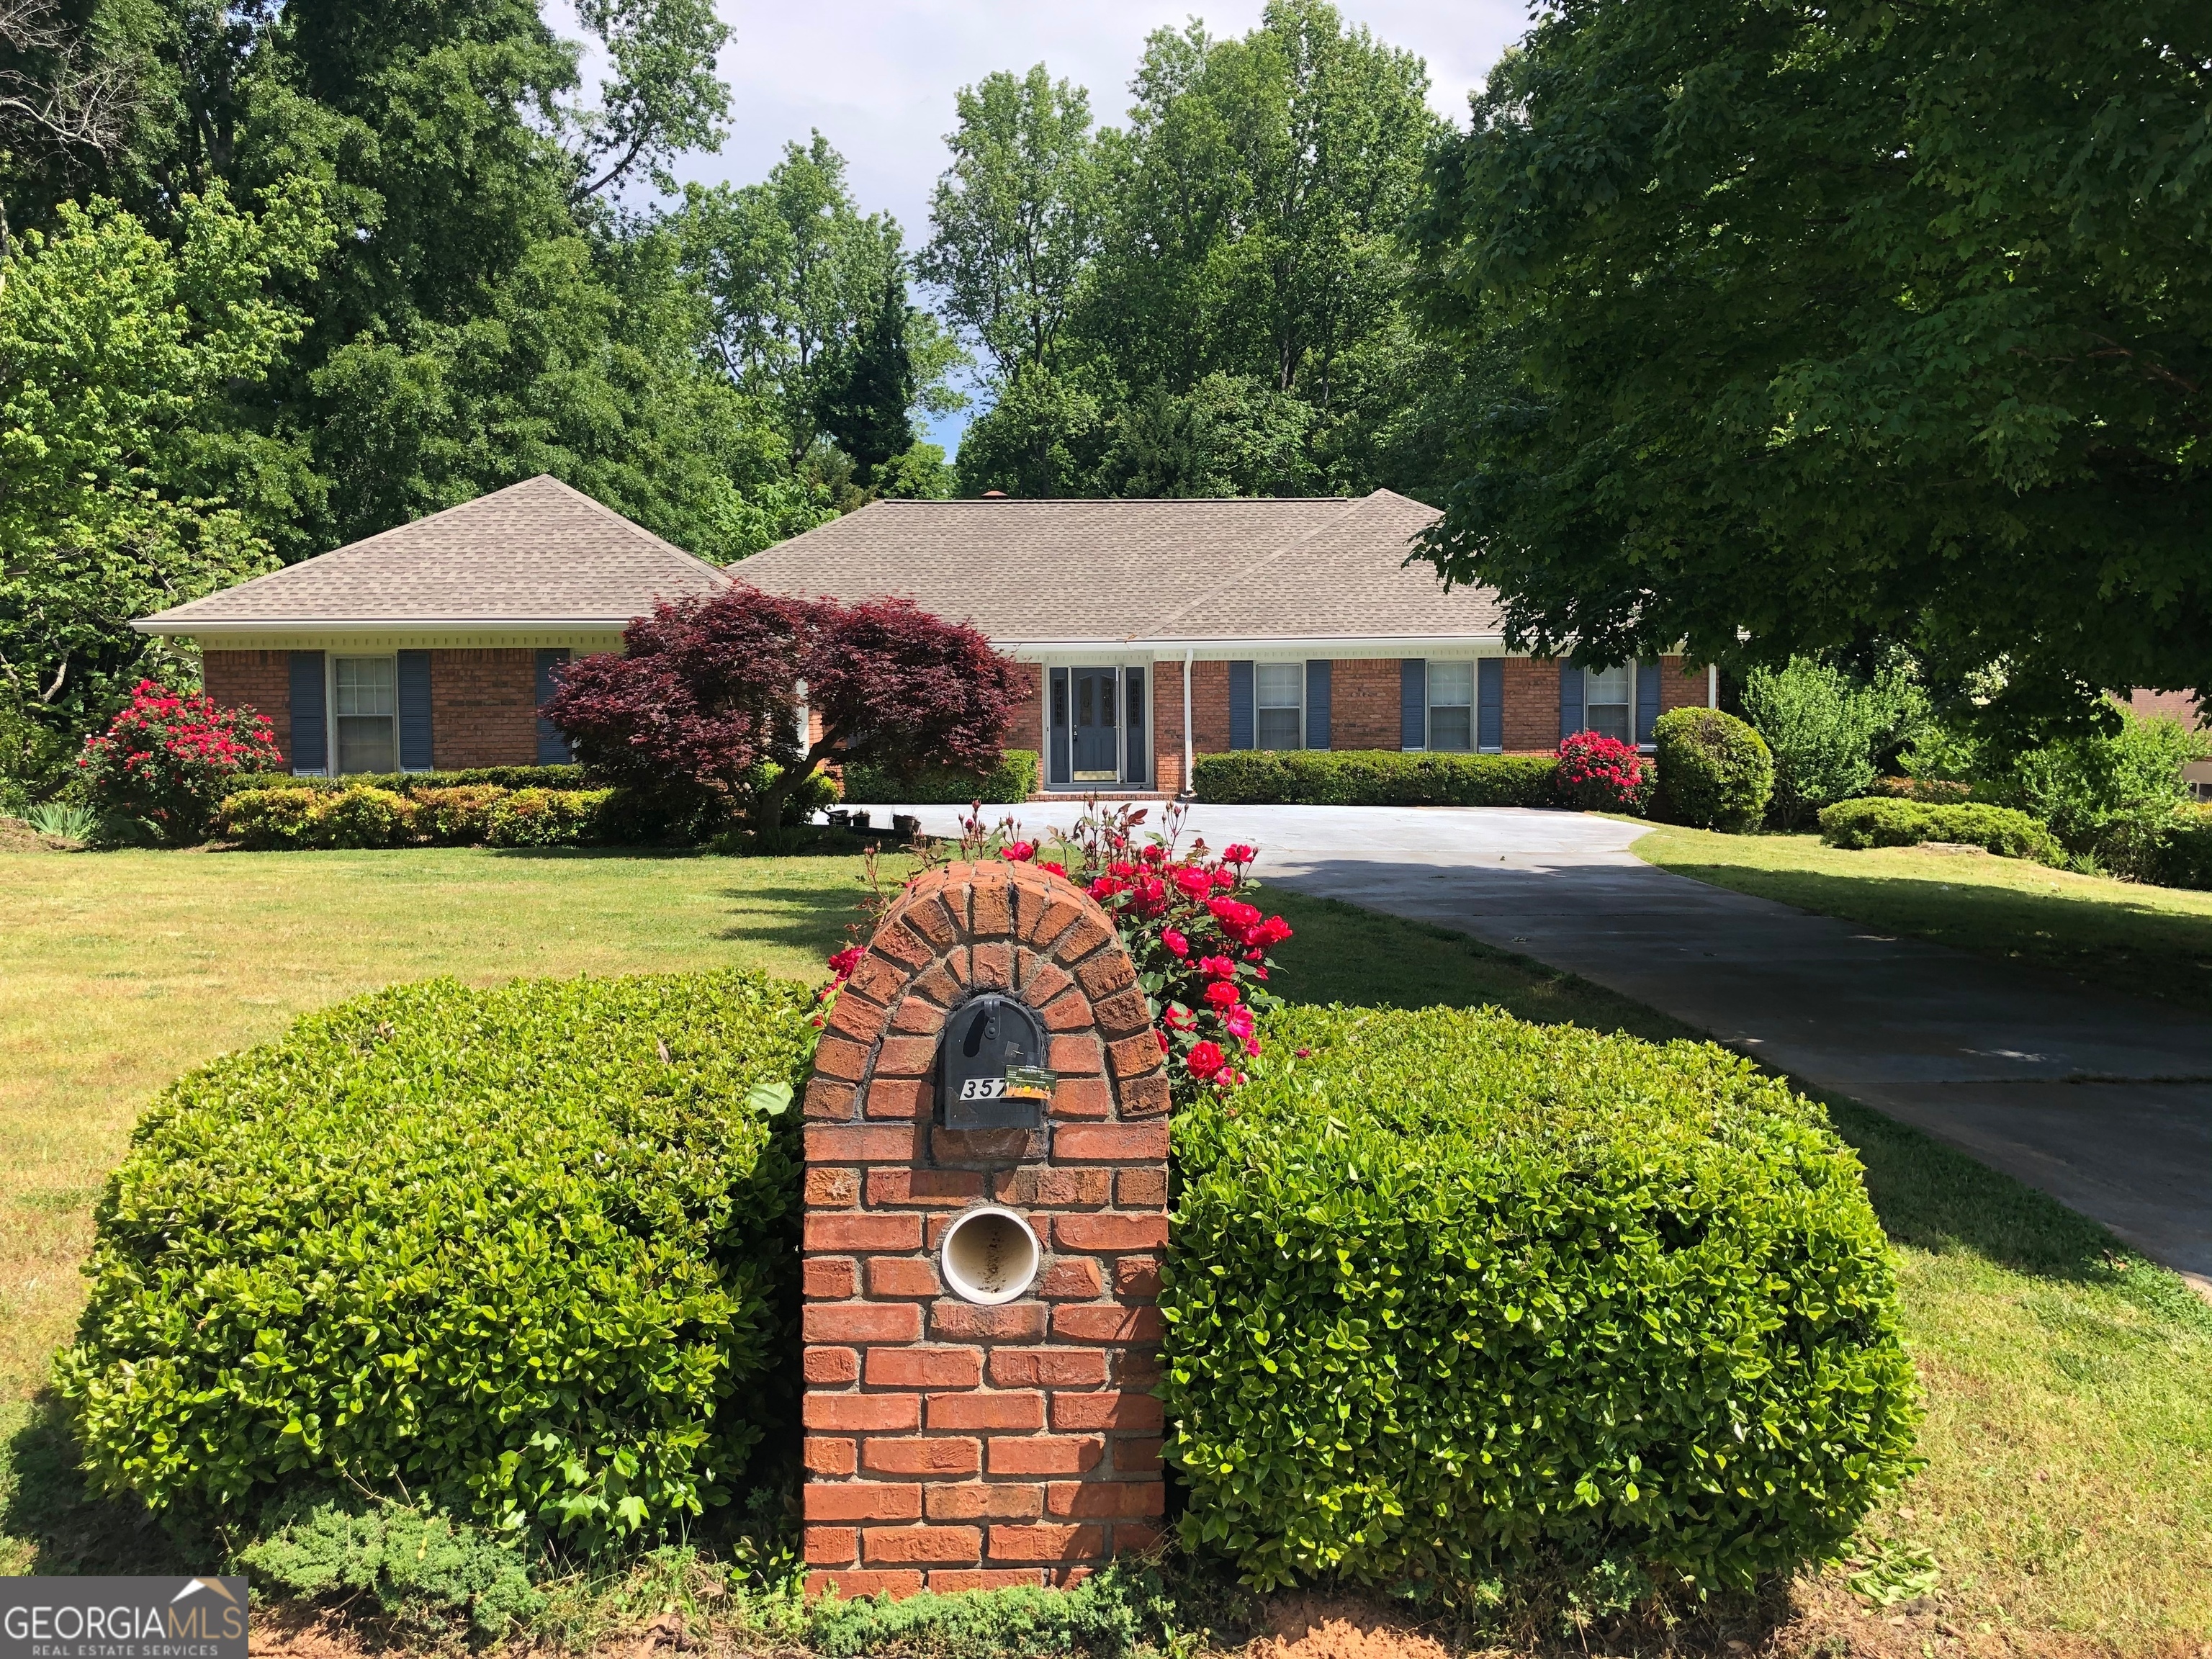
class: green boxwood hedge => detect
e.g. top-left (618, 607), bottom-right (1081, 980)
top-left (839, 749), bottom-right (1040, 805)
top-left (1161, 1004), bottom-right (1917, 1595)
top-left (1817, 798), bottom-right (2060, 862)
top-left (212, 765), bottom-right (589, 798)
top-left (1193, 750), bottom-right (1560, 806)
top-left (217, 784), bottom-right (620, 850)
top-left (55, 971), bottom-right (817, 1549)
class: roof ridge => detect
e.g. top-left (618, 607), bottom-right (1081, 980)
top-left (522, 475), bottom-right (729, 578)
top-left (1139, 492), bottom-right (1393, 639)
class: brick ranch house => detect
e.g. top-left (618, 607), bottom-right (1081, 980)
top-left (136, 475), bottom-right (1718, 792)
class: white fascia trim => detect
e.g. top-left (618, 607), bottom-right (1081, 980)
top-left (1128, 634), bottom-right (1511, 657)
top-left (133, 617), bottom-right (643, 635)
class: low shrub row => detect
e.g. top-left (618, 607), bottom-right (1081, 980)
top-left (1161, 1003), bottom-right (1918, 1595)
top-left (58, 971), bottom-right (817, 1547)
top-left (217, 783), bottom-right (621, 849)
top-left (1817, 797), bottom-right (2060, 862)
top-left (839, 749), bottom-right (1040, 805)
top-left (1193, 749), bottom-right (1560, 806)
top-left (211, 763), bottom-right (590, 799)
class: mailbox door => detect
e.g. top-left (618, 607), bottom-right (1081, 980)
top-left (940, 994), bottom-right (1048, 1129)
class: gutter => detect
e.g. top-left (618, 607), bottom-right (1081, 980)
top-left (131, 617), bottom-right (647, 636)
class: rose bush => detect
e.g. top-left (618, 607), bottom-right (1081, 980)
top-left (1556, 730), bottom-right (1650, 813)
top-left (77, 681), bottom-right (282, 838)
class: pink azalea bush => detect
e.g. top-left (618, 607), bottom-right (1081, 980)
top-left (1555, 729), bottom-right (1651, 814)
top-left (78, 682), bottom-right (282, 838)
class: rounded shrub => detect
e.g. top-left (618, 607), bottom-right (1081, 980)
top-left (57, 970), bottom-right (817, 1549)
top-left (1817, 798), bottom-right (2059, 862)
top-left (485, 786), bottom-right (613, 847)
top-left (1161, 1004), bottom-right (1917, 1596)
top-left (1654, 707), bottom-right (1773, 830)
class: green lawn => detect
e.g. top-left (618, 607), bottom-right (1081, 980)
top-left (1634, 824), bottom-right (2212, 1019)
top-left (1, 845), bottom-right (2208, 1644)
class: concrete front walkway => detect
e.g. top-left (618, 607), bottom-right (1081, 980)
top-left (885, 801), bottom-right (2212, 1292)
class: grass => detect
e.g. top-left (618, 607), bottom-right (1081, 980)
top-left (0, 844), bottom-right (884, 1401)
top-left (3, 845), bottom-right (2209, 1645)
top-left (1635, 824), bottom-right (2212, 1018)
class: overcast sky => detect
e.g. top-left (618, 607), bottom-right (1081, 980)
top-left (555, 0), bottom-right (1534, 448)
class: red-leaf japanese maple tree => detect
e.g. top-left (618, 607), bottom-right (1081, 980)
top-left (546, 585), bottom-right (1022, 834)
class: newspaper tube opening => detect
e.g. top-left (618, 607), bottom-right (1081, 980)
top-left (940, 1207), bottom-right (1041, 1305)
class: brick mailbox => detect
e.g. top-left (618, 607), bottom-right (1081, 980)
top-left (800, 859), bottom-right (1173, 1596)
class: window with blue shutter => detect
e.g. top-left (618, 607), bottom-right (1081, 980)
top-left (535, 649), bottom-right (572, 763)
top-left (1303, 660), bottom-right (1331, 750)
top-left (1228, 660), bottom-right (1254, 750)
top-left (1477, 658), bottom-right (1503, 752)
top-left (287, 651), bottom-right (327, 773)
top-left (1399, 659), bottom-right (1425, 749)
top-left (1636, 660), bottom-right (1662, 746)
top-left (1558, 660), bottom-right (1585, 740)
top-left (397, 650), bottom-right (434, 770)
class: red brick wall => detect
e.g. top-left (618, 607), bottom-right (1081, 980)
top-left (801, 862), bottom-right (1169, 1596)
top-left (1152, 661), bottom-right (1187, 797)
top-left (203, 651), bottom-right (294, 765)
top-left (1498, 657), bottom-right (1558, 753)
top-left (1655, 655), bottom-right (1708, 718)
top-left (1328, 659), bottom-right (1400, 751)
top-left (430, 648), bottom-right (538, 770)
top-left (1008, 663), bottom-right (1043, 763)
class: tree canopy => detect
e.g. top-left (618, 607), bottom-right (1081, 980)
top-left (1408, 0), bottom-right (2212, 733)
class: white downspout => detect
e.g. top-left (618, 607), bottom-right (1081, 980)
top-left (1182, 649), bottom-right (1195, 798)
top-left (1707, 663), bottom-right (1718, 709)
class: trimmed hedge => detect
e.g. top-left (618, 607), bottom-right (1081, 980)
top-left (1193, 750), bottom-right (1559, 806)
top-left (1817, 798), bottom-right (2060, 862)
top-left (212, 765), bottom-right (589, 798)
top-left (56, 971), bottom-right (817, 1548)
top-left (217, 784), bottom-right (618, 850)
top-left (839, 748), bottom-right (1040, 805)
top-left (2146, 804), bottom-right (2212, 891)
top-left (1161, 1004), bottom-right (1917, 1595)
top-left (1653, 708), bottom-right (1773, 830)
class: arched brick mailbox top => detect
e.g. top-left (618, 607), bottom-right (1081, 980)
top-left (801, 860), bottom-right (1170, 1598)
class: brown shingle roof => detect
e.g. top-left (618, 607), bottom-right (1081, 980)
top-left (135, 475), bottom-right (731, 631)
top-left (735, 489), bottom-right (1496, 643)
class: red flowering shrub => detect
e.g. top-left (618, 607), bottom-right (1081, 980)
top-left (78, 682), bottom-right (282, 838)
top-left (1556, 730), bottom-right (1651, 814)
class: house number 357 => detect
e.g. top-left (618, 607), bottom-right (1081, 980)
top-left (958, 1077), bottom-right (1009, 1100)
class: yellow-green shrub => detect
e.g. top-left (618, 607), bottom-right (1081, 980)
top-left (1162, 1004), bottom-right (1917, 1596)
top-left (485, 786), bottom-right (613, 847)
top-left (56, 971), bottom-right (815, 1549)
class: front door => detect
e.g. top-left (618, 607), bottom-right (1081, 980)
top-left (1071, 667), bottom-right (1119, 781)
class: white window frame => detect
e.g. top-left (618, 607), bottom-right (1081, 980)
top-left (1584, 662), bottom-right (1633, 745)
top-left (1254, 662), bottom-right (1303, 752)
top-left (328, 653), bottom-right (400, 777)
top-left (1426, 660), bottom-right (1475, 752)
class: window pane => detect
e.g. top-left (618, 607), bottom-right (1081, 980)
top-left (1584, 663), bottom-right (1630, 706)
top-left (333, 657), bottom-right (396, 717)
top-left (1429, 660), bottom-right (1473, 706)
top-left (1254, 663), bottom-right (1302, 708)
top-left (1256, 708), bottom-right (1301, 750)
top-left (336, 714), bottom-right (395, 774)
top-left (1429, 706), bottom-right (1473, 751)
top-left (1586, 703), bottom-right (1631, 743)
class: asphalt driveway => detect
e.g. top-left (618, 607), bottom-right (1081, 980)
top-left (886, 800), bottom-right (2212, 1292)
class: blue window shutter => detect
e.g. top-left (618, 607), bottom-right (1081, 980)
top-left (1123, 667), bottom-right (1148, 783)
top-left (287, 651), bottom-right (327, 773)
top-left (1304, 660), bottom-right (1331, 750)
top-left (1048, 667), bottom-right (1071, 784)
top-left (1399, 659), bottom-right (1425, 749)
top-left (397, 649), bottom-right (434, 770)
top-left (534, 649), bottom-right (572, 763)
top-left (1228, 660), bottom-right (1254, 750)
top-left (1478, 658), bottom-right (1504, 752)
top-left (1636, 659), bottom-right (1661, 745)
top-left (1558, 660), bottom-right (1584, 741)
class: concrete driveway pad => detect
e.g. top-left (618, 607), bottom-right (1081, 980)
top-left (886, 801), bottom-right (2212, 1291)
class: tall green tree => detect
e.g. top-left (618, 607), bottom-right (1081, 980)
top-left (818, 271), bottom-right (919, 480)
top-left (0, 182), bottom-right (331, 736)
top-left (1409, 0), bottom-right (2212, 734)
top-left (920, 64), bottom-right (1097, 382)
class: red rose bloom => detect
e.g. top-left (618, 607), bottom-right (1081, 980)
top-left (1185, 1040), bottom-right (1226, 1080)
top-left (1223, 843), bottom-right (1256, 864)
top-left (1161, 927), bottom-right (1190, 957)
top-left (1202, 981), bottom-right (1241, 1010)
top-left (1001, 840), bottom-right (1037, 863)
